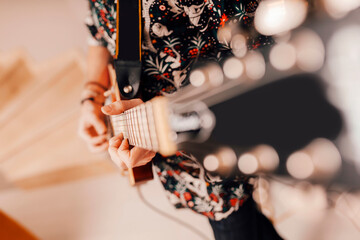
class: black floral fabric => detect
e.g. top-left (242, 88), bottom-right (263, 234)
top-left (86, 0), bottom-right (271, 220)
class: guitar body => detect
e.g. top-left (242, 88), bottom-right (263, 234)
top-left (108, 65), bottom-right (154, 185)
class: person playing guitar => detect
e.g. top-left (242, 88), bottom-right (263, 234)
top-left (78, 0), bottom-right (282, 239)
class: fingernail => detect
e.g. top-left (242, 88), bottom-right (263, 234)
top-left (102, 105), bottom-right (112, 112)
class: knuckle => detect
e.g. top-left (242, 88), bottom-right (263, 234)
top-left (117, 147), bottom-right (123, 154)
top-left (113, 101), bottom-right (125, 112)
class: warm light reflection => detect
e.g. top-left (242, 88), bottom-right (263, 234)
top-left (203, 154), bottom-right (220, 172)
top-left (206, 63), bottom-right (224, 87)
top-left (287, 138), bottom-right (341, 180)
top-left (254, 0), bottom-right (308, 36)
top-left (269, 42), bottom-right (297, 71)
top-left (327, 24), bottom-right (360, 85)
top-left (243, 51), bottom-right (266, 80)
top-left (217, 25), bottom-right (232, 45)
top-left (286, 152), bottom-right (314, 179)
top-left (231, 34), bottom-right (247, 58)
top-left (255, 145), bottom-right (280, 172)
top-left (274, 31), bottom-right (292, 43)
top-left (326, 24), bottom-right (360, 170)
top-left (322, 0), bottom-right (360, 19)
top-left (307, 138), bottom-right (342, 177)
top-left (238, 153), bottom-right (259, 174)
top-left (237, 145), bottom-right (279, 174)
top-left (218, 147), bottom-right (237, 168)
top-left (189, 69), bottom-right (206, 87)
top-left (223, 57), bottom-right (244, 79)
top-left (292, 29), bottom-right (325, 72)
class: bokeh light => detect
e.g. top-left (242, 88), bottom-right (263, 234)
top-left (243, 51), bottom-right (266, 80)
top-left (231, 34), bottom-right (247, 58)
top-left (189, 69), bottom-right (206, 87)
top-left (292, 29), bottom-right (325, 72)
top-left (254, 0), bottom-right (308, 36)
top-left (269, 42), bottom-right (297, 71)
top-left (223, 57), bottom-right (244, 79)
top-left (203, 154), bottom-right (220, 172)
top-left (238, 153), bottom-right (259, 174)
top-left (322, 0), bottom-right (360, 19)
top-left (206, 63), bottom-right (224, 87)
top-left (286, 151), bottom-right (314, 180)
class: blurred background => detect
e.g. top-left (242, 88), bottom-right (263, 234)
top-left (0, 0), bottom-right (360, 239)
top-left (0, 0), bottom-right (212, 239)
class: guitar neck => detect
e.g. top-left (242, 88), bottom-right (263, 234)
top-left (111, 101), bottom-right (158, 150)
top-left (109, 96), bottom-right (177, 156)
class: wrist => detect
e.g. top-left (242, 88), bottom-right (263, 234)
top-left (81, 81), bottom-right (108, 105)
top-left (84, 81), bottom-right (108, 92)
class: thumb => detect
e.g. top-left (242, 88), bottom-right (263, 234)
top-left (101, 99), bottom-right (143, 115)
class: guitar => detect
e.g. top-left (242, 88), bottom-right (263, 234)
top-left (106, 64), bottom-right (216, 185)
top-left (106, 4), bottom-right (360, 189)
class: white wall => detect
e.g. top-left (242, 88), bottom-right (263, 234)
top-left (0, 0), bottom-right (89, 61)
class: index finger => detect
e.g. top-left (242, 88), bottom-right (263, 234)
top-left (101, 99), bottom-right (143, 115)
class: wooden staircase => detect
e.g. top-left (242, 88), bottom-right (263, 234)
top-left (0, 49), bottom-right (117, 189)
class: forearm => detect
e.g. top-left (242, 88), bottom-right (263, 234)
top-left (79, 46), bottom-right (111, 152)
top-left (86, 45), bottom-right (112, 89)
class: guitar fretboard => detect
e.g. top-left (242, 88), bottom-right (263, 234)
top-left (110, 101), bottom-right (159, 152)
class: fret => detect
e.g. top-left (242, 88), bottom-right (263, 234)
top-left (112, 115), bottom-right (122, 137)
top-left (134, 107), bottom-right (142, 147)
top-left (131, 109), bottom-right (137, 146)
top-left (126, 111), bottom-right (134, 145)
top-left (131, 109), bottom-right (139, 147)
top-left (130, 109), bottom-right (136, 146)
top-left (120, 114), bottom-right (128, 139)
top-left (109, 101), bottom-right (161, 152)
top-left (123, 113), bottom-right (129, 140)
top-left (119, 115), bottom-right (124, 137)
top-left (141, 104), bottom-right (152, 150)
top-left (146, 102), bottom-right (159, 151)
top-left (137, 106), bottom-right (145, 148)
top-left (111, 116), bottom-right (120, 136)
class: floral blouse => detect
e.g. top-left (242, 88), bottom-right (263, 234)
top-left (86, 0), bottom-right (272, 220)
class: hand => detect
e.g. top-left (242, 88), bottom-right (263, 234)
top-left (102, 99), bottom-right (156, 169)
top-left (78, 100), bottom-right (108, 152)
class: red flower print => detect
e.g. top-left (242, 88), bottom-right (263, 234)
top-left (219, 13), bottom-right (229, 28)
top-left (184, 192), bottom-right (192, 201)
top-left (230, 198), bottom-right (238, 206)
top-left (202, 212), bottom-right (214, 218)
top-left (174, 191), bottom-right (180, 198)
top-left (209, 193), bottom-right (219, 203)
top-left (188, 48), bottom-right (199, 58)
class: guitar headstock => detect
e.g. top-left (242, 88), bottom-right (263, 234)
top-left (163, 2), bottom-right (360, 188)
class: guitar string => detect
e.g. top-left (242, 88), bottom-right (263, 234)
top-left (109, 104), bottom-right (157, 150)
top-left (111, 110), bottom-right (153, 148)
